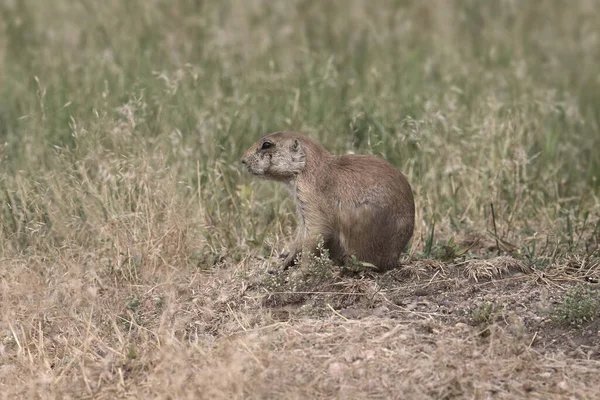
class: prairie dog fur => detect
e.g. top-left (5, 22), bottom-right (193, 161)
top-left (240, 131), bottom-right (415, 271)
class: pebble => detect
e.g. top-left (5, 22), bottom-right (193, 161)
top-left (328, 362), bottom-right (346, 376)
top-left (455, 322), bottom-right (469, 330)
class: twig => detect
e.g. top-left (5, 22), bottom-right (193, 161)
top-left (327, 304), bottom-right (349, 321)
top-left (528, 331), bottom-right (538, 348)
top-left (227, 302), bottom-right (247, 331)
top-left (491, 203), bottom-right (501, 256)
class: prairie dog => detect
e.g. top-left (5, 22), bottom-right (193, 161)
top-left (240, 131), bottom-right (415, 271)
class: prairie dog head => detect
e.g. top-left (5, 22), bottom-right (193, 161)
top-left (240, 132), bottom-right (307, 182)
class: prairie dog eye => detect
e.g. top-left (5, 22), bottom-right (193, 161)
top-left (261, 141), bottom-right (273, 150)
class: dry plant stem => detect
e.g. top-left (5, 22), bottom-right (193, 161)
top-left (491, 202), bottom-right (501, 256)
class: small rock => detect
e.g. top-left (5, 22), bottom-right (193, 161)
top-left (557, 381), bottom-right (569, 391)
top-left (364, 349), bottom-right (375, 360)
top-left (328, 362), bottom-right (346, 377)
top-left (455, 322), bottom-right (469, 331)
top-left (339, 308), bottom-right (364, 319)
top-left (371, 305), bottom-right (389, 317)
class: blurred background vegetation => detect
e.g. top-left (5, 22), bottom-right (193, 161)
top-left (0, 0), bottom-right (598, 266)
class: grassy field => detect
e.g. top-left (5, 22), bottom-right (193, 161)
top-left (1, 0), bottom-right (600, 398)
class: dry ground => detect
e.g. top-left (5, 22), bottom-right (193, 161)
top-left (2, 248), bottom-right (599, 399)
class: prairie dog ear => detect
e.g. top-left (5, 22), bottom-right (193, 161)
top-left (291, 139), bottom-right (300, 152)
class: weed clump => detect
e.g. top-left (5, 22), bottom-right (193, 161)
top-left (471, 301), bottom-right (505, 326)
top-left (262, 237), bottom-right (334, 293)
top-left (340, 255), bottom-right (378, 275)
top-left (417, 225), bottom-right (469, 262)
top-left (261, 237), bottom-right (357, 308)
top-left (551, 284), bottom-right (600, 327)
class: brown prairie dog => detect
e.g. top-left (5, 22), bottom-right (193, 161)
top-left (240, 131), bottom-right (415, 272)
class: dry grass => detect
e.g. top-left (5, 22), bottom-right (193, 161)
top-left (1, 0), bottom-right (600, 398)
top-left (2, 255), bottom-right (600, 399)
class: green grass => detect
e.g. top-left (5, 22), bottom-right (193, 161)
top-left (1, 1), bottom-right (598, 263)
top-left (1, 1), bottom-right (600, 398)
